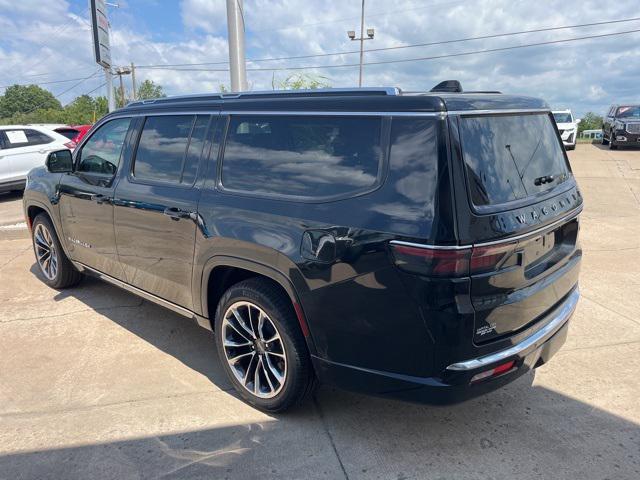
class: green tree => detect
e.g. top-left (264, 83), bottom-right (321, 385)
top-left (577, 112), bottom-right (603, 133)
top-left (63, 95), bottom-right (98, 124)
top-left (136, 79), bottom-right (166, 100)
top-left (94, 96), bottom-right (109, 119)
top-left (272, 73), bottom-right (331, 90)
top-left (0, 84), bottom-right (62, 117)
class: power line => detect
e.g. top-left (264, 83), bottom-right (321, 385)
top-left (17, 69), bottom-right (102, 116)
top-left (0, 73), bottom-right (100, 90)
top-left (249, 0), bottom-right (472, 33)
top-left (83, 82), bottom-right (108, 96)
top-left (136, 15), bottom-right (640, 69)
top-left (135, 27), bottom-right (640, 73)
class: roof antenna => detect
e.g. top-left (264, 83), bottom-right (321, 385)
top-left (430, 80), bottom-right (463, 93)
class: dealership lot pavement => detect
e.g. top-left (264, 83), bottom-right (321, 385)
top-left (0, 143), bottom-right (638, 479)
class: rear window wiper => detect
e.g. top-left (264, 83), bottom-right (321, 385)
top-left (534, 173), bottom-right (566, 186)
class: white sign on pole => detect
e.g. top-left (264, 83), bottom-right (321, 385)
top-left (90, 0), bottom-right (111, 68)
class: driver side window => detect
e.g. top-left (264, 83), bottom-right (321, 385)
top-left (77, 118), bottom-right (131, 175)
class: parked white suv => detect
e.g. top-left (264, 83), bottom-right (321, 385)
top-left (0, 125), bottom-right (72, 192)
top-left (552, 110), bottom-right (579, 150)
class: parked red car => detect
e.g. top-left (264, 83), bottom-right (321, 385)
top-left (54, 125), bottom-right (93, 149)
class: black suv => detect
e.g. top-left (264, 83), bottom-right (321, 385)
top-left (23, 85), bottom-right (582, 412)
top-left (602, 104), bottom-right (640, 149)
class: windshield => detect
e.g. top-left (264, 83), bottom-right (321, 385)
top-left (616, 106), bottom-right (640, 119)
top-left (460, 113), bottom-right (571, 207)
top-left (553, 113), bottom-right (573, 124)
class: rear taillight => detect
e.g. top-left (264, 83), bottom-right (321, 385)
top-left (64, 141), bottom-right (76, 150)
top-left (390, 244), bottom-right (471, 277)
top-left (390, 241), bottom-right (518, 277)
top-left (470, 360), bottom-right (516, 384)
top-left (470, 241), bottom-right (518, 275)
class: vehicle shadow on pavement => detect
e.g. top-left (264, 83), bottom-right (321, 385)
top-left (41, 270), bottom-right (236, 394)
top-left (0, 381), bottom-right (637, 479)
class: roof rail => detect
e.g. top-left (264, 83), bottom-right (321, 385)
top-left (126, 87), bottom-right (401, 107)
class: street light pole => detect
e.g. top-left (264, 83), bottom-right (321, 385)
top-left (226, 0), bottom-right (248, 92)
top-left (358, 0), bottom-right (365, 87)
top-left (348, 0), bottom-right (374, 87)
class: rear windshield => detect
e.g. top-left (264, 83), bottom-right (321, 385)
top-left (55, 128), bottom-right (79, 140)
top-left (460, 113), bottom-right (571, 207)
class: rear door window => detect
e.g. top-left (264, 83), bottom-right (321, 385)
top-left (25, 129), bottom-right (54, 146)
top-left (133, 115), bottom-right (207, 185)
top-left (460, 113), bottom-right (571, 208)
top-left (221, 115), bottom-right (383, 199)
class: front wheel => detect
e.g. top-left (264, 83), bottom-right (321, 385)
top-left (602, 133), bottom-right (609, 146)
top-left (609, 131), bottom-right (618, 150)
top-left (31, 213), bottom-right (82, 289)
top-left (214, 278), bottom-right (314, 412)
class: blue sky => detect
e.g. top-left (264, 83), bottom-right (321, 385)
top-left (1, 0), bottom-right (639, 118)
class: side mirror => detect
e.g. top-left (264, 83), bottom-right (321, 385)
top-left (46, 150), bottom-right (73, 173)
top-left (575, 118), bottom-right (581, 124)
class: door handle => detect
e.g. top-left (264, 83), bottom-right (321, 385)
top-left (90, 194), bottom-right (110, 205)
top-left (38, 149), bottom-right (47, 154)
top-left (163, 207), bottom-right (193, 221)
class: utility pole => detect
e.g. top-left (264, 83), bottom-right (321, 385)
top-left (130, 62), bottom-right (137, 101)
top-left (347, 0), bottom-right (374, 87)
top-left (104, 67), bottom-right (115, 112)
top-left (226, 0), bottom-right (247, 92)
top-left (114, 66), bottom-right (131, 108)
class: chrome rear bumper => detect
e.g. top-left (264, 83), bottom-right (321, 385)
top-left (446, 288), bottom-right (580, 371)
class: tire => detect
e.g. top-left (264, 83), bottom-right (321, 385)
top-left (31, 213), bottom-right (82, 289)
top-left (602, 134), bottom-right (609, 146)
top-left (214, 278), bottom-right (314, 412)
top-left (609, 132), bottom-right (618, 150)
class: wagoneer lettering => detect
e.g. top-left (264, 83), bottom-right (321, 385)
top-left (23, 84), bottom-right (582, 412)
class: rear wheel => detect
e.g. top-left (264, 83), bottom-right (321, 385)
top-left (31, 214), bottom-right (82, 289)
top-left (214, 278), bottom-right (314, 412)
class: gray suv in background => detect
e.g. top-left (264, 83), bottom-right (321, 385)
top-left (602, 104), bottom-right (640, 149)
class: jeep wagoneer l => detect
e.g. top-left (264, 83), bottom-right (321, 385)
top-left (23, 84), bottom-right (582, 412)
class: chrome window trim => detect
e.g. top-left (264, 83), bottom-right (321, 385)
top-left (389, 206), bottom-right (582, 251)
top-left (446, 287), bottom-right (579, 371)
top-left (221, 111), bottom-right (444, 117)
top-left (448, 108), bottom-right (551, 116)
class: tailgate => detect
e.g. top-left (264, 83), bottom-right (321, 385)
top-left (471, 212), bottom-right (581, 343)
top-left (453, 110), bottom-right (583, 343)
